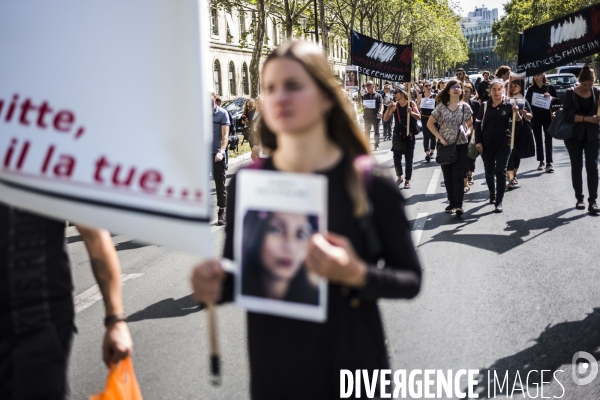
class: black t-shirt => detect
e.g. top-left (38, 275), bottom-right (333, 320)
top-left (477, 80), bottom-right (491, 102)
top-left (361, 92), bottom-right (383, 120)
top-left (0, 203), bottom-right (73, 338)
top-left (219, 156), bottom-right (421, 398)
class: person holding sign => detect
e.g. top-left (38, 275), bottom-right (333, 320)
top-left (507, 79), bottom-right (533, 191)
top-left (362, 81), bottom-right (384, 150)
top-left (418, 81), bottom-right (437, 162)
top-left (474, 80), bottom-right (522, 213)
top-left (381, 84), bottom-right (395, 141)
top-left (525, 73), bottom-right (557, 173)
top-left (383, 86), bottom-right (421, 189)
top-left (426, 80), bottom-right (473, 216)
top-left (0, 206), bottom-right (133, 399)
top-left (191, 40), bottom-right (422, 398)
top-left (561, 65), bottom-right (600, 214)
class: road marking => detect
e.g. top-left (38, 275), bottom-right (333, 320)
top-left (411, 212), bottom-right (428, 247)
top-left (75, 273), bottom-right (142, 313)
top-left (426, 169), bottom-right (441, 196)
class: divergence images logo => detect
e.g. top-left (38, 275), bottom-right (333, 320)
top-left (572, 351), bottom-right (599, 386)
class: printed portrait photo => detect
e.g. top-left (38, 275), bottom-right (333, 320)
top-left (241, 210), bottom-right (320, 306)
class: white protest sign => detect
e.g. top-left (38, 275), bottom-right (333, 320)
top-left (234, 169), bottom-right (328, 323)
top-left (0, 0), bottom-right (213, 255)
top-left (531, 92), bottom-right (552, 109)
top-left (363, 100), bottom-right (376, 109)
top-left (420, 97), bottom-right (436, 110)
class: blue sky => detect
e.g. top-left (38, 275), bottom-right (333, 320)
top-left (456, 0), bottom-right (508, 17)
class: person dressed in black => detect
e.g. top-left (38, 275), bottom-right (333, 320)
top-left (506, 79), bottom-right (533, 191)
top-left (525, 72), bottom-right (557, 172)
top-left (417, 81), bottom-right (437, 162)
top-left (477, 70), bottom-right (491, 103)
top-left (475, 79), bottom-right (522, 213)
top-left (381, 84), bottom-right (394, 141)
top-left (463, 82), bottom-right (480, 191)
top-left (191, 40), bottom-right (422, 400)
top-left (362, 80), bottom-right (384, 150)
top-left (427, 80), bottom-right (473, 216)
top-left (0, 204), bottom-right (133, 399)
top-left (241, 210), bottom-right (319, 305)
top-left (383, 86), bottom-right (421, 189)
top-left (562, 65), bottom-right (600, 214)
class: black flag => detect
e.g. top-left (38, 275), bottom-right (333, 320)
top-left (350, 31), bottom-right (412, 82)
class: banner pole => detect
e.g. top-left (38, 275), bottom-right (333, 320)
top-left (511, 98), bottom-right (517, 150)
top-left (207, 303), bottom-right (221, 386)
top-left (407, 82), bottom-right (411, 138)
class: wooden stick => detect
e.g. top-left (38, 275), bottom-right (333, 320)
top-left (407, 82), bottom-right (411, 138)
top-left (597, 100), bottom-right (600, 116)
top-left (511, 98), bottom-right (517, 150)
top-left (207, 303), bottom-right (221, 386)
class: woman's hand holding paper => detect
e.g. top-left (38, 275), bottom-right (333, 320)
top-left (305, 233), bottom-right (367, 288)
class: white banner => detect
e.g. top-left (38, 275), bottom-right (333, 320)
top-left (0, 0), bottom-right (213, 256)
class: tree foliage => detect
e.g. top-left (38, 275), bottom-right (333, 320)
top-left (492, 0), bottom-right (600, 61)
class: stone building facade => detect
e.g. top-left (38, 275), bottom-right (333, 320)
top-left (208, 6), bottom-right (349, 101)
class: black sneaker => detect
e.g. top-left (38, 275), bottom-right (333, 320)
top-left (455, 207), bottom-right (464, 216)
top-left (545, 163), bottom-right (554, 173)
top-left (425, 153), bottom-right (431, 162)
top-left (217, 209), bottom-right (226, 225)
top-left (576, 200), bottom-right (586, 210)
top-left (589, 202), bottom-right (599, 215)
top-left (537, 161), bottom-right (545, 171)
top-left (489, 197), bottom-right (496, 205)
top-left (445, 205), bottom-right (455, 213)
top-left (495, 203), bottom-right (503, 213)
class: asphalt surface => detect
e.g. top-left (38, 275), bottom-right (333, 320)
top-left (67, 133), bottom-right (600, 399)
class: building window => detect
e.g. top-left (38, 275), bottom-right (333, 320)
top-left (272, 20), bottom-right (278, 46)
top-left (229, 62), bottom-right (236, 96)
top-left (211, 8), bottom-right (218, 35)
top-left (214, 60), bottom-right (222, 96)
top-left (242, 63), bottom-right (249, 95)
top-left (239, 10), bottom-right (245, 36)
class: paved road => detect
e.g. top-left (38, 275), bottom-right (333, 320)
top-left (68, 134), bottom-right (600, 399)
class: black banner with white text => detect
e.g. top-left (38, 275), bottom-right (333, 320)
top-left (350, 31), bottom-right (412, 82)
top-left (517, 3), bottom-right (600, 76)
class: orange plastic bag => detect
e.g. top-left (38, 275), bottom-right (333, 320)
top-left (90, 357), bottom-right (143, 400)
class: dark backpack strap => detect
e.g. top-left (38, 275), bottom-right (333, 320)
top-left (353, 156), bottom-right (383, 261)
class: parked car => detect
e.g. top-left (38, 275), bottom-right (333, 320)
top-left (556, 64), bottom-right (584, 78)
top-left (545, 73), bottom-right (577, 102)
top-left (221, 98), bottom-right (248, 133)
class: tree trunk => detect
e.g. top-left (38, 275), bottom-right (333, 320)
top-left (319, 0), bottom-right (328, 56)
top-left (250, 0), bottom-right (266, 99)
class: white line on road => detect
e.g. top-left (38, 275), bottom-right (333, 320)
top-left (75, 273), bottom-right (142, 313)
top-left (411, 212), bottom-right (429, 247)
top-left (426, 169), bottom-right (441, 196)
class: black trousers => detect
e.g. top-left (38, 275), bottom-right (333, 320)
top-left (507, 151), bottom-right (521, 171)
top-left (481, 145), bottom-right (512, 202)
top-left (466, 156), bottom-right (476, 175)
top-left (393, 135), bottom-right (415, 180)
top-left (564, 137), bottom-right (599, 202)
top-left (0, 323), bottom-right (74, 400)
top-left (382, 115), bottom-right (392, 139)
top-left (532, 117), bottom-right (553, 163)
top-left (364, 119), bottom-right (380, 146)
top-left (422, 117), bottom-right (437, 152)
top-left (213, 155), bottom-right (227, 209)
top-left (440, 144), bottom-right (468, 208)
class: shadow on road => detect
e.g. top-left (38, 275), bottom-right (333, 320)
top-left (127, 295), bottom-right (203, 322)
top-left (114, 240), bottom-right (152, 252)
top-left (413, 208), bottom-right (587, 254)
top-left (469, 308), bottom-right (600, 398)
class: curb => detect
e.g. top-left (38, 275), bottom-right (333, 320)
top-left (228, 150), bottom-right (252, 168)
